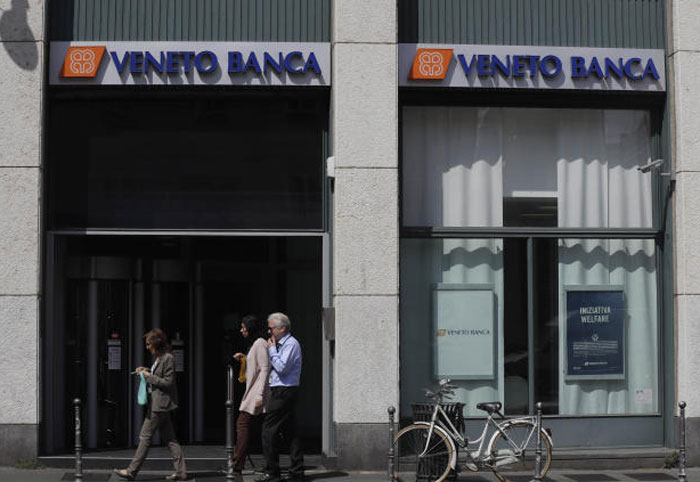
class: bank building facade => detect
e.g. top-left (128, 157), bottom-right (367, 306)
top-left (2, 0), bottom-right (700, 470)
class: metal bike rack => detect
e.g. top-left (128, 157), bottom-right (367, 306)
top-left (679, 401), bottom-right (687, 482)
top-left (530, 401), bottom-right (543, 482)
top-left (387, 406), bottom-right (396, 482)
top-left (73, 398), bottom-right (83, 482)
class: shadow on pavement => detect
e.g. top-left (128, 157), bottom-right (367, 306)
top-left (306, 471), bottom-right (351, 480)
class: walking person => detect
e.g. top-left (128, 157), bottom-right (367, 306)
top-left (256, 313), bottom-right (304, 482)
top-left (114, 329), bottom-right (187, 481)
top-left (231, 315), bottom-right (270, 473)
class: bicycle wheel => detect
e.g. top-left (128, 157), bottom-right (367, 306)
top-left (488, 422), bottom-right (552, 477)
top-left (392, 423), bottom-right (454, 482)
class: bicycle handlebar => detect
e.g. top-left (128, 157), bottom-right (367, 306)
top-left (424, 388), bottom-right (455, 402)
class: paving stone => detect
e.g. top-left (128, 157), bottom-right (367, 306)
top-left (563, 475), bottom-right (620, 482)
top-left (622, 473), bottom-right (677, 481)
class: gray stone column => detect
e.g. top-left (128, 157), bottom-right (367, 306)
top-left (0, 0), bottom-right (44, 465)
top-left (331, 0), bottom-right (399, 469)
top-left (671, 0), bottom-right (700, 466)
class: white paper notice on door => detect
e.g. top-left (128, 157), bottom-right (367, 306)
top-left (174, 349), bottom-right (185, 373)
top-left (634, 388), bottom-right (653, 404)
top-left (107, 339), bottom-right (121, 370)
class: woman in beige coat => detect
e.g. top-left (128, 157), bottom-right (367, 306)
top-left (232, 315), bottom-right (270, 473)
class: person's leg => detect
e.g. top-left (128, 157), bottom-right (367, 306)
top-left (261, 409), bottom-right (284, 478)
top-left (283, 391), bottom-right (303, 477)
top-left (159, 411), bottom-right (187, 477)
top-left (261, 388), bottom-right (292, 479)
top-left (126, 412), bottom-right (158, 475)
top-left (232, 411), bottom-right (252, 471)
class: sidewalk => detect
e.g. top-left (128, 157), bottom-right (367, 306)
top-left (0, 467), bottom-right (694, 482)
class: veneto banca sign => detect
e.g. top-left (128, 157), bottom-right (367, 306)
top-left (399, 44), bottom-right (665, 91)
top-left (50, 42), bottom-right (330, 86)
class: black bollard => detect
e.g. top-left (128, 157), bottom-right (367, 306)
top-left (388, 406), bottom-right (396, 481)
top-left (226, 364), bottom-right (236, 480)
top-left (74, 398), bottom-right (83, 482)
top-left (679, 401), bottom-right (687, 482)
top-left (532, 401), bottom-right (543, 482)
top-left (226, 399), bottom-right (235, 480)
top-left (228, 364), bottom-right (234, 402)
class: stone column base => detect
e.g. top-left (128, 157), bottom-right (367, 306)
top-left (675, 416), bottom-right (700, 466)
top-left (0, 424), bottom-right (38, 465)
top-left (334, 423), bottom-right (390, 470)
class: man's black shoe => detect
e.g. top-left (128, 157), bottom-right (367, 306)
top-left (255, 473), bottom-right (282, 482)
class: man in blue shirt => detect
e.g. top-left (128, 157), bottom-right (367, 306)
top-left (257, 312), bottom-right (304, 482)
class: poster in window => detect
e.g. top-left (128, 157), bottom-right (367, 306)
top-left (107, 339), bottom-right (121, 371)
top-left (433, 284), bottom-right (495, 380)
top-left (565, 288), bottom-right (624, 379)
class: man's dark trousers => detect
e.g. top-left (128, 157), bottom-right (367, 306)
top-left (262, 386), bottom-right (303, 479)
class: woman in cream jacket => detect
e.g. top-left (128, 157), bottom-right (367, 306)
top-left (232, 315), bottom-right (270, 473)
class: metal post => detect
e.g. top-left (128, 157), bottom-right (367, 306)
top-left (679, 401), bottom-right (687, 482)
top-left (228, 364), bottom-right (234, 402)
top-left (226, 365), bottom-right (235, 480)
top-left (226, 399), bottom-right (235, 480)
top-left (388, 406), bottom-right (396, 481)
top-left (74, 398), bottom-right (83, 482)
top-left (532, 402), bottom-right (543, 481)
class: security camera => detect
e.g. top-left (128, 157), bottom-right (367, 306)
top-left (637, 159), bottom-right (665, 173)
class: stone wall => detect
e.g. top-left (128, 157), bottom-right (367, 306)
top-left (671, 0), bottom-right (700, 466)
top-left (331, 0), bottom-right (399, 469)
top-left (0, 0), bottom-right (43, 465)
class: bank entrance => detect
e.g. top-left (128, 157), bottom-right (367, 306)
top-left (42, 91), bottom-right (329, 455)
top-left (42, 235), bottom-right (323, 454)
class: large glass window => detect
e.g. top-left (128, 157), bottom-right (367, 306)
top-left (400, 106), bottom-right (660, 417)
top-left (401, 238), bottom-right (504, 417)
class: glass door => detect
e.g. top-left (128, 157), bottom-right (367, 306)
top-left (43, 235), bottom-right (324, 454)
top-left (63, 277), bottom-right (131, 449)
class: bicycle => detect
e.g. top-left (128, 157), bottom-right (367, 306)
top-left (392, 379), bottom-right (553, 482)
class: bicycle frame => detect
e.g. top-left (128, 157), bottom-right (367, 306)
top-left (424, 402), bottom-right (540, 467)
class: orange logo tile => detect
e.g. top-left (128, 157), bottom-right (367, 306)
top-left (60, 46), bottom-right (106, 78)
top-left (410, 49), bottom-right (453, 80)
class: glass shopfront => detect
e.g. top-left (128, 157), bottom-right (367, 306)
top-left (400, 105), bottom-right (665, 443)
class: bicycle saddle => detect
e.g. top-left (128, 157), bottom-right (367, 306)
top-left (476, 402), bottom-right (502, 414)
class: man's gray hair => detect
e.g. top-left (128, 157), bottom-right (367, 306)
top-left (268, 312), bottom-right (291, 330)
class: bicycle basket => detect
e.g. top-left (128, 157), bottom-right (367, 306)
top-left (411, 402), bottom-right (465, 433)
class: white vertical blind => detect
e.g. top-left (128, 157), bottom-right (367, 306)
top-left (556, 110), bottom-right (657, 414)
top-left (402, 107), bottom-right (652, 229)
top-left (402, 107), bottom-right (505, 416)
